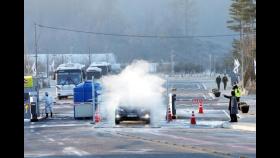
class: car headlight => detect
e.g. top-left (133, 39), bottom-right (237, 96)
top-left (144, 114), bottom-right (150, 118)
top-left (116, 114), bottom-right (120, 118)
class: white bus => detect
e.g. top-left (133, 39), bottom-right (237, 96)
top-left (86, 66), bottom-right (102, 80)
top-left (88, 62), bottom-right (111, 76)
top-left (54, 63), bottom-right (86, 99)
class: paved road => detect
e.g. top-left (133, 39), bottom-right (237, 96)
top-left (25, 76), bottom-right (256, 158)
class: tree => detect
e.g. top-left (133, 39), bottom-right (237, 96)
top-left (24, 37), bottom-right (33, 75)
top-left (227, 0), bottom-right (256, 88)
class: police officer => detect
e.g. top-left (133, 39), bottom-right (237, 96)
top-left (233, 83), bottom-right (241, 112)
top-left (224, 91), bottom-right (239, 122)
top-left (233, 83), bottom-right (241, 102)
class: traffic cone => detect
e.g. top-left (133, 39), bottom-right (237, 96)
top-left (190, 111), bottom-right (196, 125)
top-left (167, 107), bottom-right (172, 122)
top-left (94, 109), bottom-right (101, 123)
top-left (198, 103), bottom-right (204, 114)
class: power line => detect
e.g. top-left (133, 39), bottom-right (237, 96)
top-left (37, 24), bottom-right (247, 39)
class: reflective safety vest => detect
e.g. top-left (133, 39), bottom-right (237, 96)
top-left (235, 87), bottom-right (241, 97)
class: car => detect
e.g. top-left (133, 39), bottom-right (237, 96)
top-left (115, 105), bottom-right (150, 124)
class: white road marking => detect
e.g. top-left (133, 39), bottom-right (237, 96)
top-left (58, 142), bottom-right (64, 145)
top-left (202, 83), bottom-right (207, 90)
top-left (203, 95), bottom-right (206, 99)
top-left (26, 123), bottom-right (91, 129)
top-left (62, 147), bottom-right (90, 156)
top-left (48, 138), bottom-right (55, 142)
top-left (237, 114), bottom-right (242, 119)
top-left (223, 110), bottom-right (231, 119)
top-left (110, 148), bottom-right (153, 153)
top-left (24, 153), bottom-right (53, 157)
top-left (208, 93), bottom-right (215, 99)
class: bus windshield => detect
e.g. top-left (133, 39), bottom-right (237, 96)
top-left (97, 66), bottom-right (111, 75)
top-left (86, 71), bottom-right (101, 80)
top-left (57, 72), bottom-right (81, 85)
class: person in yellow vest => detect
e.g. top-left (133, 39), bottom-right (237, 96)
top-left (233, 82), bottom-right (241, 103)
top-left (232, 82), bottom-right (241, 112)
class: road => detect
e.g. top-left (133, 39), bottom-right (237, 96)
top-left (24, 75), bottom-right (256, 158)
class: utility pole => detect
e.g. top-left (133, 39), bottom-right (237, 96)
top-left (213, 55), bottom-right (215, 74)
top-left (240, 20), bottom-right (244, 88)
top-left (170, 50), bottom-right (175, 75)
top-left (88, 47), bottom-right (91, 66)
top-left (46, 53), bottom-right (50, 88)
top-left (34, 23), bottom-right (39, 103)
top-left (34, 23), bottom-right (38, 77)
top-left (46, 53), bottom-right (49, 78)
top-left (209, 54), bottom-right (212, 76)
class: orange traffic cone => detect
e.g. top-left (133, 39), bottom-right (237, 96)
top-left (190, 111), bottom-right (196, 125)
top-left (198, 103), bottom-right (204, 114)
top-left (167, 107), bottom-right (172, 122)
top-left (94, 109), bottom-right (101, 123)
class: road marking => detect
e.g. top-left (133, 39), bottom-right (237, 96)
top-left (24, 153), bottom-right (53, 157)
top-left (26, 123), bottom-right (91, 129)
top-left (231, 124), bottom-right (256, 132)
top-left (48, 138), bottom-right (55, 142)
top-left (208, 93), bottom-right (215, 99)
top-left (223, 110), bottom-right (231, 119)
top-left (58, 142), bottom-right (64, 145)
top-left (203, 95), bottom-right (206, 99)
top-left (237, 114), bottom-right (242, 119)
top-left (62, 147), bottom-right (90, 156)
top-left (202, 83), bottom-right (207, 90)
top-left (112, 131), bottom-right (232, 157)
top-left (110, 148), bottom-right (153, 153)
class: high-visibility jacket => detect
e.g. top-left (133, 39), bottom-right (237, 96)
top-left (235, 87), bottom-right (241, 97)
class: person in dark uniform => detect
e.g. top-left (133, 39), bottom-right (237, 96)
top-left (224, 91), bottom-right (238, 122)
top-left (222, 74), bottom-right (228, 90)
top-left (216, 75), bottom-right (221, 91)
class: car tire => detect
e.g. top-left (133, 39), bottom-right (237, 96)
top-left (145, 119), bottom-right (150, 124)
top-left (115, 120), bottom-right (120, 125)
top-left (58, 96), bottom-right (61, 100)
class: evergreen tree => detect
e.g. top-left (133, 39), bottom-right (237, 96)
top-left (227, 0), bottom-right (256, 88)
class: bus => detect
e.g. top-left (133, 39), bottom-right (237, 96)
top-left (86, 66), bottom-right (102, 80)
top-left (88, 62), bottom-right (111, 76)
top-left (54, 63), bottom-right (86, 99)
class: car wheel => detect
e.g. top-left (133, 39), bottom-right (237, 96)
top-left (115, 120), bottom-right (120, 125)
top-left (145, 119), bottom-right (150, 124)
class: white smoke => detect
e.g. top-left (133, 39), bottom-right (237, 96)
top-left (100, 60), bottom-right (166, 124)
